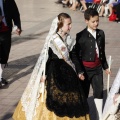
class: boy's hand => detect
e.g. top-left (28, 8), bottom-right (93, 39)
top-left (105, 68), bottom-right (111, 75)
top-left (78, 74), bottom-right (85, 81)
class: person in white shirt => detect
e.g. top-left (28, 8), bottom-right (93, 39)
top-left (71, 8), bottom-right (111, 120)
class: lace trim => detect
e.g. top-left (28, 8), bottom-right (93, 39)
top-left (21, 40), bottom-right (49, 120)
top-left (20, 17), bottom-right (59, 120)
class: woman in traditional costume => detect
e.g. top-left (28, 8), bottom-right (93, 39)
top-left (13, 13), bottom-right (90, 120)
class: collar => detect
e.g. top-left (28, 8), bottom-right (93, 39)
top-left (84, 27), bottom-right (100, 38)
top-left (87, 28), bottom-right (96, 39)
top-left (87, 27), bottom-right (96, 34)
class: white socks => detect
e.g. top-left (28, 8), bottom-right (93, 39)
top-left (94, 98), bottom-right (103, 120)
top-left (0, 64), bottom-right (5, 81)
top-left (104, 5), bottom-right (109, 16)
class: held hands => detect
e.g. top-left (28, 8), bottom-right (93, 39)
top-left (78, 74), bottom-right (85, 81)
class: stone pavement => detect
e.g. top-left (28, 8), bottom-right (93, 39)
top-left (0, 0), bottom-right (120, 120)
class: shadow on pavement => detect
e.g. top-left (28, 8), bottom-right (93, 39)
top-left (2, 54), bottom-right (40, 88)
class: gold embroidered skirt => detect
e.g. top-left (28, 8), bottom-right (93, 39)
top-left (13, 95), bottom-right (90, 120)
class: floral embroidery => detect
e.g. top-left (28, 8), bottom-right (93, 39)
top-left (61, 46), bottom-right (66, 51)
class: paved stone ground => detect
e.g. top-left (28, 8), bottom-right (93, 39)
top-left (0, 0), bottom-right (120, 120)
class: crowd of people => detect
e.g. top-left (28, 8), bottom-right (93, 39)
top-left (55, 0), bottom-right (120, 23)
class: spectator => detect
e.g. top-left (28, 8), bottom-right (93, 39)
top-left (80, 0), bottom-right (88, 11)
top-left (111, 2), bottom-right (120, 23)
top-left (108, 0), bottom-right (120, 16)
top-left (70, 0), bottom-right (80, 10)
top-left (0, 0), bottom-right (22, 88)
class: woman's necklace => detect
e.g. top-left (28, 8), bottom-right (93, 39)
top-left (57, 32), bottom-right (69, 49)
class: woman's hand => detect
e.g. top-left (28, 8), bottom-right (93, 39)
top-left (40, 76), bottom-right (46, 82)
top-left (78, 74), bottom-right (85, 81)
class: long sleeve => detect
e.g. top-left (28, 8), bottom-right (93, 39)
top-left (70, 34), bottom-right (84, 74)
top-left (11, 0), bottom-right (21, 30)
top-left (99, 31), bottom-right (108, 70)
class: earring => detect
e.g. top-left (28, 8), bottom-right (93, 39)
top-left (60, 28), bottom-right (63, 34)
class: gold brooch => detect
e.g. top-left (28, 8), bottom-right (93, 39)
top-left (61, 46), bottom-right (66, 51)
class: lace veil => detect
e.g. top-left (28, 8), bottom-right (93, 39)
top-left (21, 16), bottom-right (76, 120)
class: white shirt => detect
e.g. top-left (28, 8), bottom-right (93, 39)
top-left (87, 28), bottom-right (99, 57)
top-left (0, 0), bottom-right (7, 26)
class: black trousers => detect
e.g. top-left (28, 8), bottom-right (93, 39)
top-left (0, 30), bottom-right (11, 64)
top-left (114, 3), bottom-right (120, 20)
top-left (80, 65), bottom-right (103, 99)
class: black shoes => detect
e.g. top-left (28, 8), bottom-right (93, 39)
top-left (0, 78), bottom-right (8, 88)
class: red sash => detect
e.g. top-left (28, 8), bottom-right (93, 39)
top-left (83, 53), bottom-right (101, 68)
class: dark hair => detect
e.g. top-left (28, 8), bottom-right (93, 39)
top-left (57, 13), bottom-right (71, 32)
top-left (84, 8), bottom-right (99, 20)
